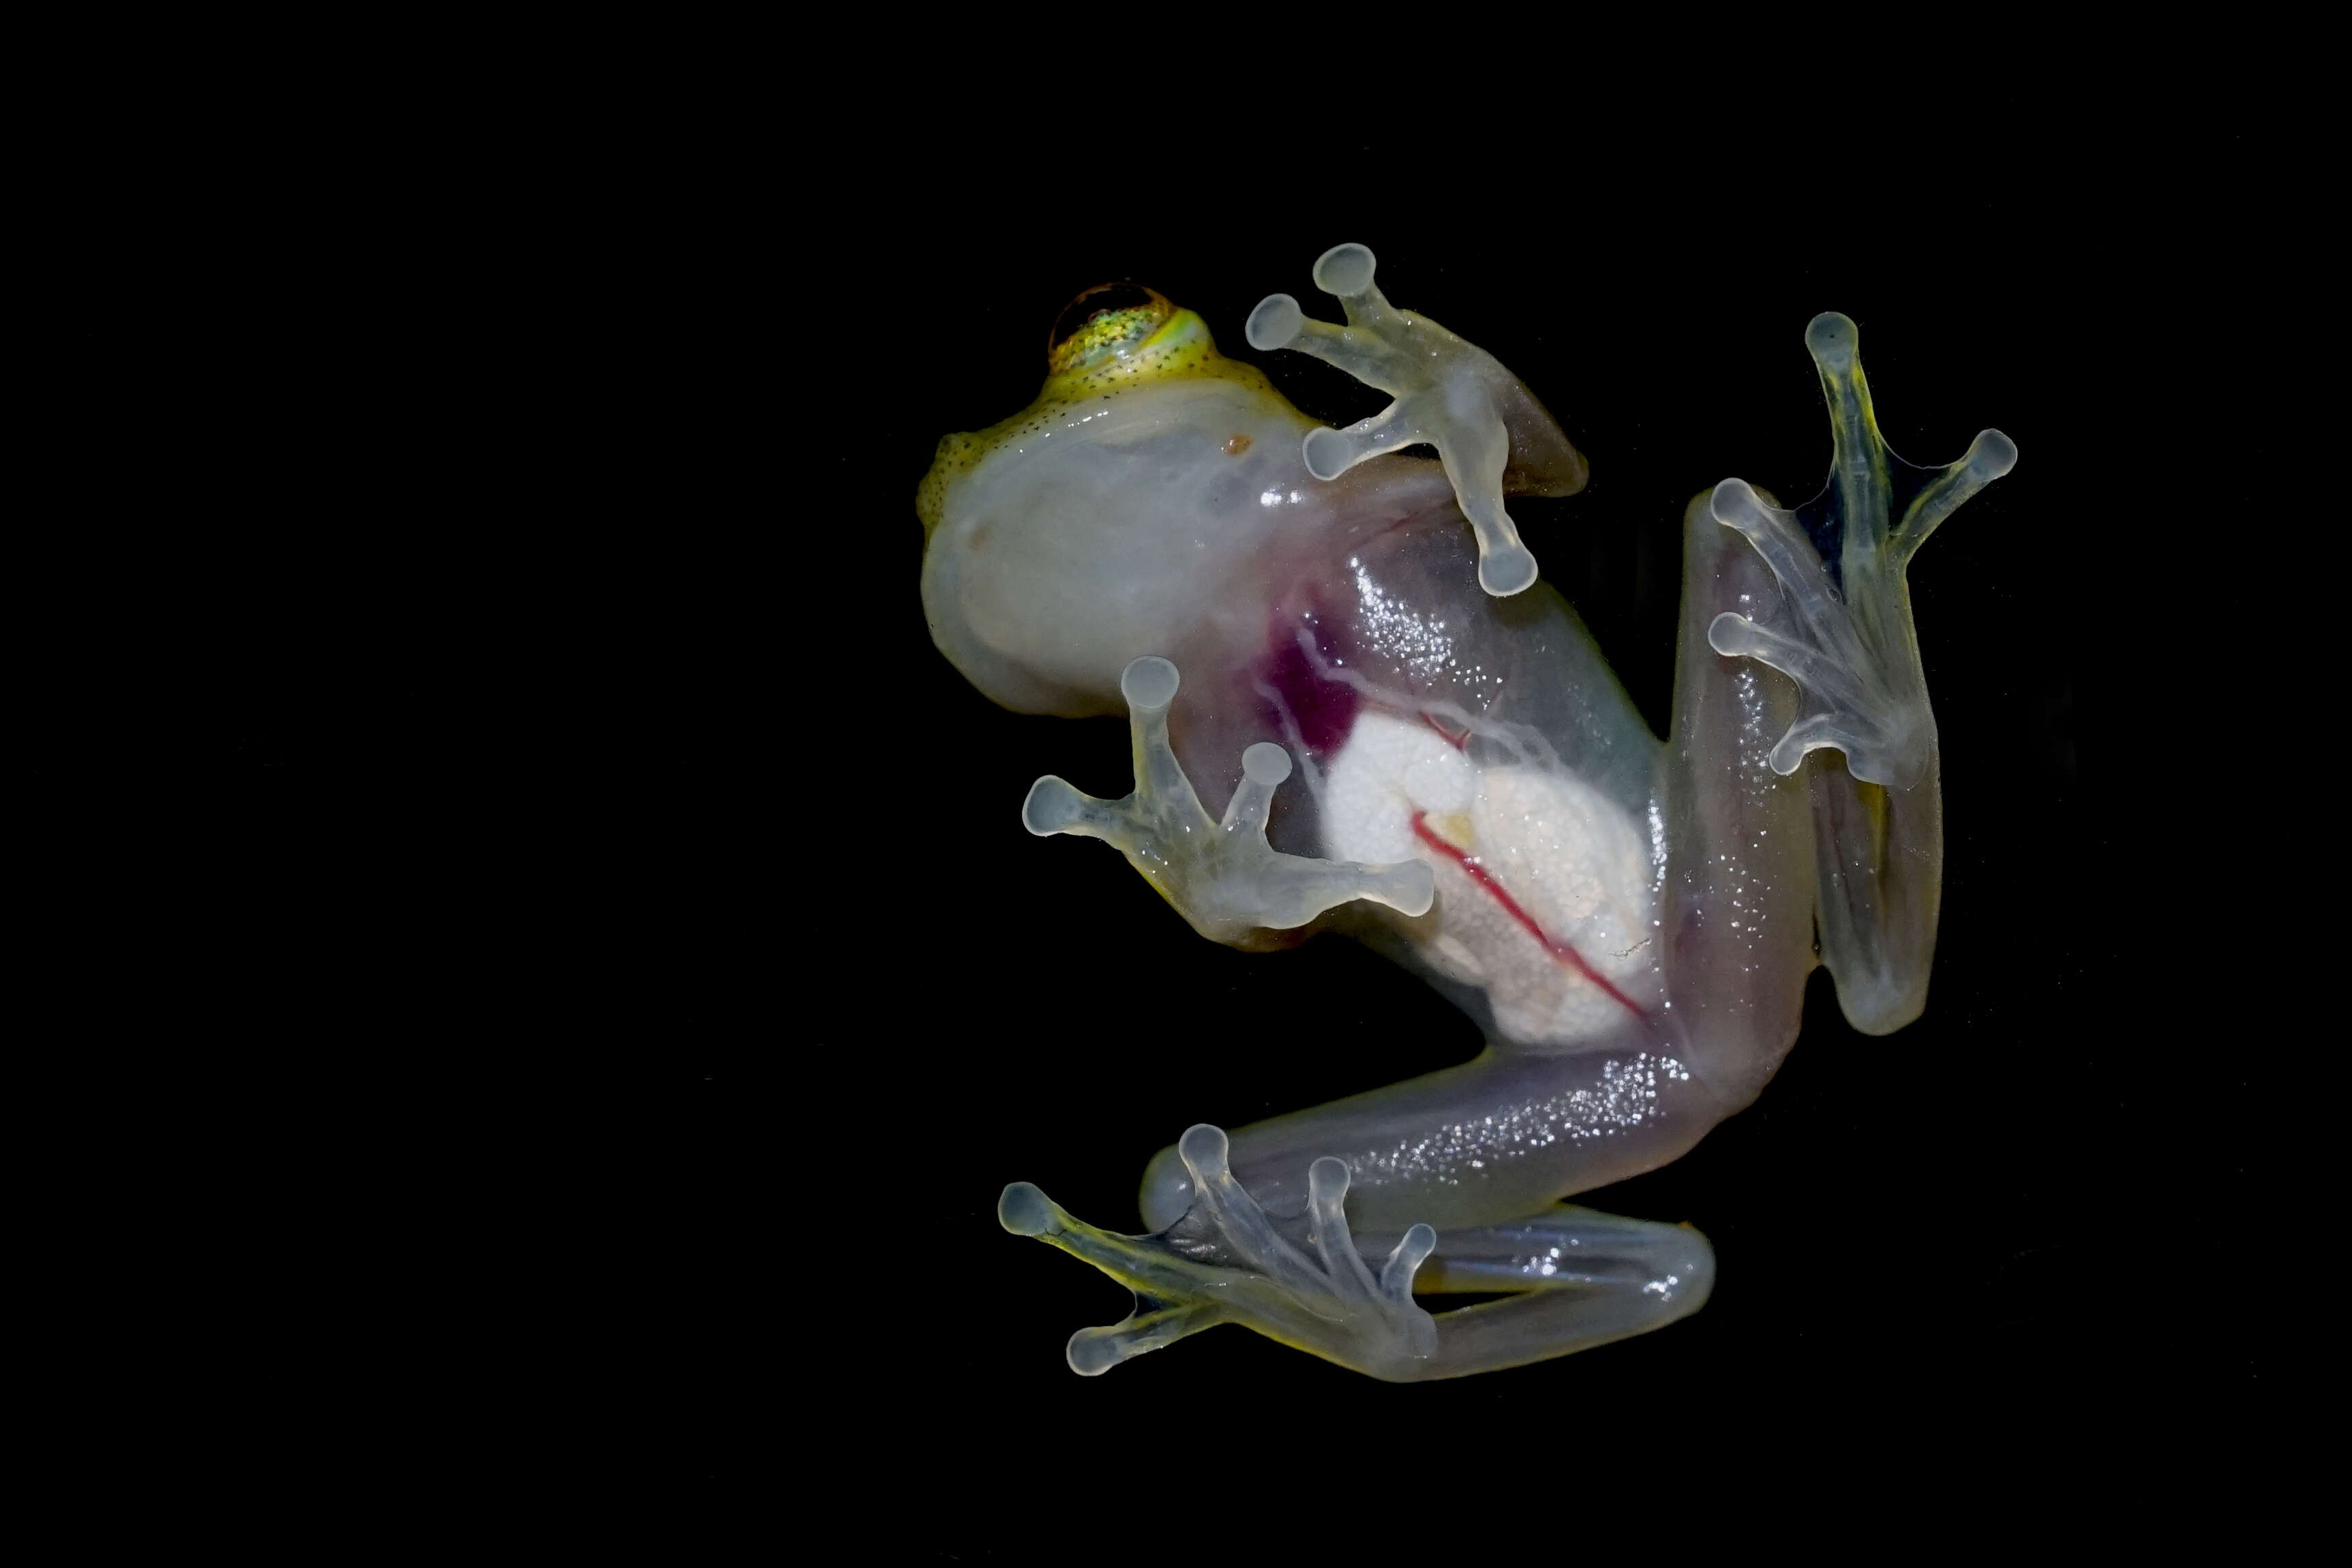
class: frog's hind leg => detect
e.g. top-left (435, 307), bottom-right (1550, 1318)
top-left (1657, 485), bottom-right (1826, 1106)
top-left (1000, 1124), bottom-right (1711, 1382)
top-left (1705, 314), bottom-right (2017, 791)
top-left (1023, 655), bottom-right (1434, 947)
top-left (1000, 1124), bottom-right (1441, 1379)
top-left (1245, 243), bottom-right (1586, 599)
top-left (1359, 1204), bottom-right (1715, 1378)
top-left (1704, 313), bottom-right (2017, 1034)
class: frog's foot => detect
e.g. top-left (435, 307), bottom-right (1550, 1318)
top-left (999, 1124), bottom-right (1441, 1381)
top-left (1705, 312), bottom-right (2017, 789)
top-left (1704, 477), bottom-right (1935, 785)
top-left (1245, 243), bottom-right (1584, 599)
top-left (1021, 656), bottom-right (1434, 944)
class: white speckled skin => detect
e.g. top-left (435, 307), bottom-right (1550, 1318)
top-left (926, 273), bottom-right (2009, 1378)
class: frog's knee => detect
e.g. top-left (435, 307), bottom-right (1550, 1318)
top-left (1139, 1141), bottom-right (1193, 1233)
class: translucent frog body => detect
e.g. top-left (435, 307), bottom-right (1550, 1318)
top-left (918, 247), bottom-right (2017, 1381)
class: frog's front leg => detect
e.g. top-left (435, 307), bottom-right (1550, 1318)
top-left (1023, 655), bottom-right (1433, 946)
top-left (1246, 243), bottom-right (1586, 599)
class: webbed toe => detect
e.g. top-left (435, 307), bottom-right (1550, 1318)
top-left (1706, 315), bottom-right (2018, 788)
top-left (1002, 1125), bottom-right (1441, 1380)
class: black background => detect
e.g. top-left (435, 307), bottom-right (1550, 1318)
top-left (41, 108), bottom-right (2268, 1526)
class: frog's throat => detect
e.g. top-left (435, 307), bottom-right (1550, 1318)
top-left (916, 306), bottom-right (1288, 540)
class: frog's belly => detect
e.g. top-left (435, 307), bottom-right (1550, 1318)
top-left (1322, 711), bottom-right (1663, 1047)
top-left (922, 380), bottom-right (1321, 717)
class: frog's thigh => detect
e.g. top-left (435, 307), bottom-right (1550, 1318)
top-left (1659, 492), bottom-right (1822, 1109)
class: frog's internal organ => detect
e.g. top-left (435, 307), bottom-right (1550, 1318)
top-left (1323, 706), bottom-right (1659, 1046)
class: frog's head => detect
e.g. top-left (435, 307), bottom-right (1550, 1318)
top-left (916, 282), bottom-right (1280, 539)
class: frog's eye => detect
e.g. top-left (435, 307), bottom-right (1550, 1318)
top-left (1046, 282), bottom-right (1175, 374)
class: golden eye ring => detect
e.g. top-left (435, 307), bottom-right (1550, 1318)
top-left (1045, 282), bottom-right (1175, 374)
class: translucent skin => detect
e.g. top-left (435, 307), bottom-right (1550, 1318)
top-left (920, 260), bottom-right (2011, 1379)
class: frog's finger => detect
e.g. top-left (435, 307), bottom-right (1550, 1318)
top-left (1243, 292), bottom-right (1305, 352)
top-left (1706, 612), bottom-right (1835, 688)
top-left (1378, 1223), bottom-right (1438, 1309)
top-left (1762, 713), bottom-right (1876, 779)
top-left (1243, 851), bottom-right (1435, 928)
top-left (1177, 1124), bottom-right (1334, 1306)
top-left (1066, 1300), bottom-right (1225, 1376)
top-left (1312, 241), bottom-right (1406, 335)
top-left (1311, 241), bottom-right (1380, 303)
top-left (1893, 427), bottom-right (2018, 562)
top-left (999, 1179), bottom-right (1244, 1303)
top-left (1429, 413), bottom-right (1539, 597)
top-left (1302, 1164), bottom-right (1437, 1357)
top-left (1805, 312), bottom-right (1893, 545)
top-left (1305, 1156), bottom-right (1385, 1308)
top-left (1020, 775), bottom-right (1126, 839)
top-left (1278, 311), bottom-right (1406, 389)
top-left (1119, 656), bottom-right (1203, 815)
top-left (1710, 480), bottom-right (1838, 622)
top-left (1218, 742), bottom-right (1291, 838)
top-left (1302, 406), bottom-right (1423, 481)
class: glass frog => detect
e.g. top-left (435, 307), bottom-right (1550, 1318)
top-left (917, 245), bottom-right (2017, 1381)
